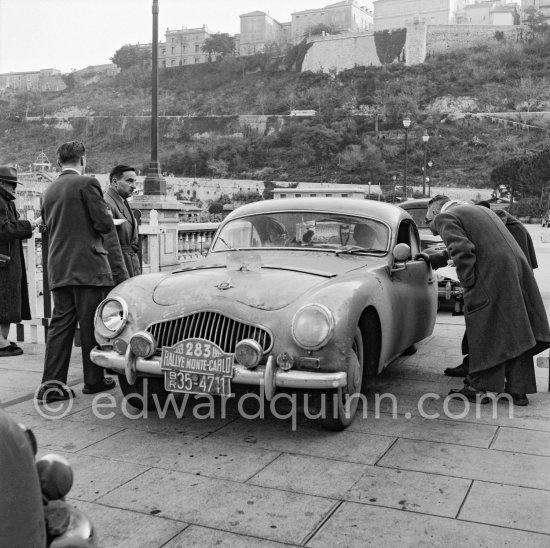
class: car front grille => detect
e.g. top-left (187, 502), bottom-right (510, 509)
top-left (147, 311), bottom-right (273, 355)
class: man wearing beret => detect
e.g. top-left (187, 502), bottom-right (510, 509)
top-left (0, 166), bottom-right (40, 356)
top-left (37, 142), bottom-right (117, 402)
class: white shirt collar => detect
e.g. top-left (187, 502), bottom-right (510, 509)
top-left (61, 168), bottom-right (81, 175)
top-left (441, 200), bottom-right (469, 213)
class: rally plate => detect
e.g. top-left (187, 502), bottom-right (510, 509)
top-left (160, 338), bottom-right (233, 396)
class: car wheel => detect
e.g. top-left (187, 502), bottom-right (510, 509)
top-left (117, 375), bottom-right (168, 411)
top-left (319, 327), bottom-right (364, 431)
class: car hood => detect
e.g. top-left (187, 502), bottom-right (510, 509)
top-left (152, 251), bottom-right (373, 310)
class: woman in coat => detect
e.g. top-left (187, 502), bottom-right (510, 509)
top-left (0, 166), bottom-right (38, 356)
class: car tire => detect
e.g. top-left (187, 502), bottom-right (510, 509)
top-left (319, 327), bottom-right (364, 431)
top-left (117, 375), bottom-right (168, 411)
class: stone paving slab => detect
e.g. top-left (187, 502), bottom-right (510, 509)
top-left (344, 465), bottom-right (471, 517)
top-left (378, 438), bottom-right (550, 491)
top-left (248, 453), bottom-right (368, 500)
top-left (98, 467), bottom-right (337, 545)
top-left (306, 501), bottom-right (550, 548)
top-left (37, 448), bottom-right (150, 502)
top-left (248, 452), bottom-right (471, 518)
top-left (80, 428), bottom-right (282, 482)
top-left (208, 418), bottom-right (395, 464)
top-left (348, 412), bottom-right (498, 448)
top-left (491, 426), bottom-right (550, 456)
top-left (459, 481), bottom-right (550, 535)
top-left (72, 500), bottom-right (187, 548)
top-left (164, 525), bottom-right (298, 548)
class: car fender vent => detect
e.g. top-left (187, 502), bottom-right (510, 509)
top-left (146, 311), bottom-right (273, 355)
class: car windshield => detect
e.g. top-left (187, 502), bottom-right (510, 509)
top-left (210, 212), bottom-right (389, 253)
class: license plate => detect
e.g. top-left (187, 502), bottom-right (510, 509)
top-left (160, 338), bottom-right (233, 396)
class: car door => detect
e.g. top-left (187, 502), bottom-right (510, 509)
top-left (391, 219), bottom-right (437, 347)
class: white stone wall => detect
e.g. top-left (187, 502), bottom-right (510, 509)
top-left (301, 32), bottom-right (382, 73)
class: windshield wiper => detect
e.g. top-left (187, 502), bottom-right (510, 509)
top-left (335, 245), bottom-right (385, 256)
top-left (216, 236), bottom-right (237, 251)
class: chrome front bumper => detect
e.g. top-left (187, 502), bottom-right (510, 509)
top-left (90, 348), bottom-right (347, 401)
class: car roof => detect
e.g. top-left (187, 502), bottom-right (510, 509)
top-left (223, 198), bottom-right (409, 225)
top-left (399, 198), bottom-right (430, 209)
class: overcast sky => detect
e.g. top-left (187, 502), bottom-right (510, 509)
top-left (0, 0), bottom-right (324, 74)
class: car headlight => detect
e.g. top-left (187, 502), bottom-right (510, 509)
top-left (94, 297), bottom-right (128, 338)
top-left (291, 304), bottom-right (334, 351)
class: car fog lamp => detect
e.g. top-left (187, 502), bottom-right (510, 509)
top-left (129, 331), bottom-right (156, 358)
top-left (113, 338), bottom-right (128, 355)
top-left (235, 339), bottom-right (263, 368)
top-left (292, 304), bottom-right (334, 351)
top-left (94, 297), bottom-right (128, 338)
top-left (276, 352), bottom-right (294, 371)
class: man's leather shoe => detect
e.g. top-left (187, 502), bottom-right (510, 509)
top-left (36, 384), bottom-right (75, 403)
top-left (82, 377), bottom-right (116, 395)
top-left (448, 386), bottom-right (490, 404)
top-left (444, 364), bottom-right (468, 377)
top-left (510, 393), bottom-right (529, 406)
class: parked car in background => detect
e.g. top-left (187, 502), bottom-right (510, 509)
top-left (91, 198), bottom-right (437, 430)
top-left (0, 409), bottom-right (96, 547)
top-left (399, 198), bottom-right (464, 314)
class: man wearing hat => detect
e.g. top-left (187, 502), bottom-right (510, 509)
top-left (0, 166), bottom-right (40, 356)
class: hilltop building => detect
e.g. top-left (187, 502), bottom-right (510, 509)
top-left (0, 69), bottom-right (64, 92)
top-left (238, 11), bottom-right (291, 56)
top-left (290, 1), bottom-right (374, 42)
top-left (238, 1), bottom-right (374, 57)
top-left (159, 25), bottom-right (211, 67)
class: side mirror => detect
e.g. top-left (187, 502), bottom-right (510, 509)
top-left (391, 243), bottom-right (411, 274)
top-left (393, 243), bottom-right (411, 262)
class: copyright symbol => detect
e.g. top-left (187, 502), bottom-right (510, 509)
top-left (34, 384), bottom-right (74, 420)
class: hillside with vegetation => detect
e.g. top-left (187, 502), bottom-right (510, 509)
top-left (1, 31), bottom-right (550, 211)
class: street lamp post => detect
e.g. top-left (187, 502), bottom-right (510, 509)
top-left (422, 131), bottom-right (429, 197)
top-left (402, 117), bottom-right (411, 199)
top-left (143, 0), bottom-right (165, 196)
top-left (427, 160), bottom-right (433, 197)
top-left (392, 174), bottom-right (397, 202)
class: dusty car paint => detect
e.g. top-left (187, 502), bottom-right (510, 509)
top-left (92, 198), bottom-right (437, 427)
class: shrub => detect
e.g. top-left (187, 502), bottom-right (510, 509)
top-left (508, 197), bottom-right (547, 217)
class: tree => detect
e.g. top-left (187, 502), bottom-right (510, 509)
top-left (201, 33), bottom-right (236, 61)
top-left (110, 44), bottom-right (150, 71)
top-left (524, 6), bottom-right (549, 35)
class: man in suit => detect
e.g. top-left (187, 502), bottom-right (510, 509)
top-left (104, 165), bottom-right (141, 277)
top-left (37, 141), bottom-right (117, 402)
top-left (422, 195), bottom-right (550, 406)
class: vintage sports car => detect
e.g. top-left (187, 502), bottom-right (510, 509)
top-left (399, 198), bottom-right (464, 314)
top-left (91, 198), bottom-right (437, 430)
top-left (0, 409), bottom-right (96, 547)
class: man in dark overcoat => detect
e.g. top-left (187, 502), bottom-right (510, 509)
top-left (0, 166), bottom-right (39, 356)
top-left (104, 165), bottom-right (141, 277)
top-left (424, 195), bottom-right (550, 404)
top-left (37, 142), bottom-right (117, 402)
top-left (444, 201), bottom-right (539, 381)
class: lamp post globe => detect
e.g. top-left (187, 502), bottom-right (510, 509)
top-left (402, 117), bottom-right (411, 199)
